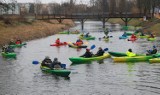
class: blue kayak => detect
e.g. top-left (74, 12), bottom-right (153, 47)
top-left (119, 36), bottom-right (128, 39)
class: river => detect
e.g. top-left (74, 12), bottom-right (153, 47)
top-left (0, 21), bottom-right (160, 95)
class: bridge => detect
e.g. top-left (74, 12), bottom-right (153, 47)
top-left (36, 13), bottom-right (152, 30)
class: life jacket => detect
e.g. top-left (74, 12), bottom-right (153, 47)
top-left (126, 51), bottom-right (136, 57)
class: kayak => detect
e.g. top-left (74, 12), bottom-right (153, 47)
top-left (59, 31), bottom-right (80, 34)
top-left (147, 38), bottom-right (156, 41)
top-left (128, 38), bottom-right (137, 41)
top-left (40, 66), bottom-right (71, 77)
top-left (108, 51), bottom-right (144, 57)
top-left (68, 43), bottom-right (87, 48)
top-left (138, 35), bottom-right (149, 39)
top-left (69, 53), bottom-right (110, 64)
top-left (9, 43), bottom-right (27, 48)
top-left (119, 36), bottom-right (128, 39)
top-left (79, 36), bottom-right (95, 40)
top-left (1, 52), bottom-right (16, 58)
top-left (149, 58), bottom-right (160, 63)
top-left (113, 53), bottom-right (160, 62)
top-left (50, 42), bottom-right (67, 46)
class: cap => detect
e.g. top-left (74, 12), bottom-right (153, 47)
top-left (45, 56), bottom-right (50, 59)
top-left (128, 49), bottom-right (132, 52)
top-left (86, 48), bottom-right (90, 51)
top-left (54, 58), bottom-right (58, 61)
top-left (153, 45), bottom-right (156, 48)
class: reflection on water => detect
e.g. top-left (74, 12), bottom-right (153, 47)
top-left (0, 21), bottom-right (160, 95)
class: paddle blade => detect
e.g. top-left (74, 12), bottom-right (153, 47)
top-left (32, 61), bottom-right (39, 65)
top-left (90, 45), bottom-right (96, 50)
top-left (104, 48), bottom-right (109, 51)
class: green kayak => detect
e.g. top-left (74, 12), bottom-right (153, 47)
top-left (108, 51), bottom-right (144, 57)
top-left (9, 43), bottom-right (27, 48)
top-left (79, 36), bottom-right (95, 40)
top-left (137, 35), bottom-right (149, 39)
top-left (147, 38), bottom-right (156, 41)
top-left (1, 52), bottom-right (16, 58)
top-left (59, 31), bottom-right (80, 34)
top-left (69, 53), bottom-right (110, 64)
top-left (40, 66), bottom-right (71, 77)
top-left (113, 53), bottom-right (160, 62)
top-left (149, 58), bottom-right (160, 63)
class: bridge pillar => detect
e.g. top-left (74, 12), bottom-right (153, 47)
top-left (81, 19), bottom-right (84, 30)
top-left (102, 18), bottom-right (105, 29)
top-left (121, 18), bottom-right (132, 26)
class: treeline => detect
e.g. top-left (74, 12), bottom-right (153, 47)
top-left (0, 0), bottom-right (160, 16)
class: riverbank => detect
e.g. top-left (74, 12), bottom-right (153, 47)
top-left (0, 19), bottom-right (75, 46)
top-left (108, 18), bottom-right (160, 36)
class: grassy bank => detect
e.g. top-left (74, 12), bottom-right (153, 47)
top-left (107, 18), bottom-right (160, 36)
top-left (0, 19), bottom-right (75, 46)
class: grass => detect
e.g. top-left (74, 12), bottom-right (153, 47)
top-left (0, 19), bottom-right (75, 46)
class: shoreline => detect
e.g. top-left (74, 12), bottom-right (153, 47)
top-left (107, 18), bottom-right (160, 36)
top-left (0, 19), bottom-right (75, 46)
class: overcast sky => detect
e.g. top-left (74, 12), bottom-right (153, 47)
top-left (16, 0), bottom-right (89, 4)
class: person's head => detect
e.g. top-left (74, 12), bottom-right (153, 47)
top-left (57, 38), bottom-right (59, 40)
top-left (54, 57), bottom-right (58, 61)
top-left (153, 45), bottom-right (156, 49)
top-left (128, 49), bottom-right (132, 52)
top-left (45, 56), bottom-right (50, 59)
top-left (99, 47), bottom-right (102, 50)
top-left (86, 48), bottom-right (90, 52)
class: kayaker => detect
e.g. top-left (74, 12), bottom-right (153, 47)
top-left (85, 32), bottom-right (90, 37)
top-left (122, 32), bottom-right (127, 37)
top-left (2, 45), bottom-right (7, 52)
top-left (41, 56), bottom-right (52, 67)
top-left (15, 39), bottom-right (22, 44)
top-left (126, 49), bottom-right (136, 57)
top-left (140, 31), bottom-right (145, 36)
top-left (95, 47), bottom-right (105, 56)
top-left (131, 34), bottom-right (137, 39)
top-left (55, 38), bottom-right (61, 45)
top-left (149, 33), bottom-right (155, 38)
top-left (5, 46), bottom-right (14, 53)
top-left (50, 58), bottom-right (62, 69)
top-left (9, 39), bottom-right (15, 45)
top-left (80, 48), bottom-right (93, 58)
top-left (146, 46), bottom-right (157, 55)
top-left (75, 39), bottom-right (83, 46)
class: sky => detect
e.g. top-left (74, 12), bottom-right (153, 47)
top-left (16, 0), bottom-right (89, 4)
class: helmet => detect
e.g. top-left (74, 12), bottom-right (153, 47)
top-left (128, 49), bottom-right (132, 52)
top-left (54, 57), bottom-right (58, 61)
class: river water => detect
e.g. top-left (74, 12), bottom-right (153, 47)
top-left (0, 21), bottom-right (160, 95)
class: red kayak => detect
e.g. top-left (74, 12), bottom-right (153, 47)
top-left (50, 42), bottom-right (67, 46)
top-left (128, 38), bottom-right (137, 41)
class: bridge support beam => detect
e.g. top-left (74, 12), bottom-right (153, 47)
top-left (80, 19), bottom-right (87, 30)
top-left (121, 18), bottom-right (132, 26)
top-left (102, 18), bottom-right (110, 29)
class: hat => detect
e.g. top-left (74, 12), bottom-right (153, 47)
top-left (99, 47), bottom-right (102, 50)
top-left (153, 45), bottom-right (156, 48)
top-left (54, 58), bottom-right (58, 61)
top-left (86, 49), bottom-right (90, 51)
top-left (45, 56), bottom-right (50, 59)
top-left (128, 49), bottom-right (132, 52)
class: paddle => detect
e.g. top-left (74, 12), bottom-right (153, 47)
top-left (32, 61), bottom-right (66, 69)
top-left (104, 48), bottom-right (109, 51)
top-left (90, 45), bottom-right (96, 50)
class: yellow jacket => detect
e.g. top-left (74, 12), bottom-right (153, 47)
top-left (126, 51), bottom-right (136, 57)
